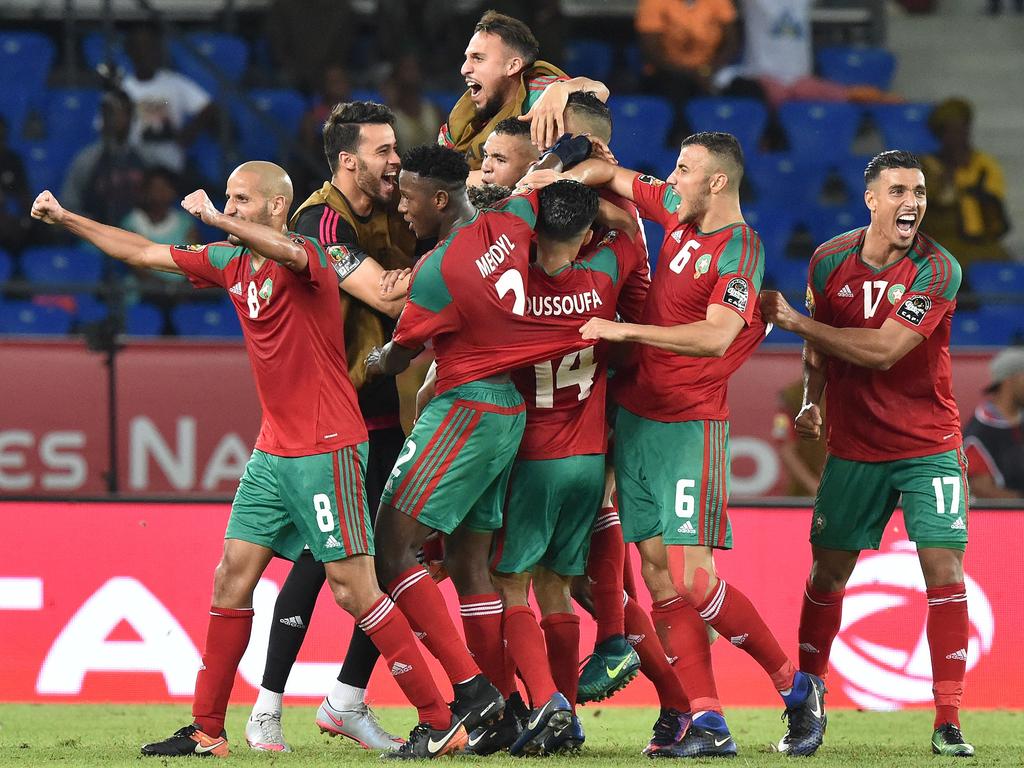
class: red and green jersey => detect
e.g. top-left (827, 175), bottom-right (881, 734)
top-left (807, 227), bottom-right (962, 461)
top-left (586, 190), bottom-right (650, 324)
top-left (513, 228), bottom-right (651, 460)
top-left (392, 191), bottom-right (586, 394)
top-left (170, 235), bottom-right (367, 457)
top-left (613, 173), bottom-right (766, 423)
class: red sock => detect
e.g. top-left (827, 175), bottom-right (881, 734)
top-left (798, 581), bottom-right (845, 678)
top-left (625, 596), bottom-right (689, 712)
top-left (358, 595), bottom-right (450, 729)
top-left (623, 543), bottom-right (638, 601)
top-left (541, 613), bottom-right (581, 708)
top-left (388, 565), bottom-right (479, 685)
top-left (504, 606), bottom-right (557, 704)
top-left (927, 583), bottom-right (969, 728)
top-left (588, 507), bottom-right (626, 642)
top-left (192, 606), bottom-right (253, 735)
top-left (652, 596), bottom-right (720, 714)
top-left (698, 579), bottom-right (796, 691)
top-left (460, 593), bottom-right (512, 697)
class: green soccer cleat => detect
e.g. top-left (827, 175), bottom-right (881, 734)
top-left (931, 724), bottom-right (975, 757)
top-left (577, 634), bottom-right (641, 704)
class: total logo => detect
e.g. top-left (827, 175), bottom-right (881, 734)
top-left (830, 541), bottom-right (994, 710)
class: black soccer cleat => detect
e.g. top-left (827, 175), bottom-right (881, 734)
top-left (777, 672), bottom-right (827, 757)
top-left (510, 692), bottom-right (573, 757)
top-left (450, 674), bottom-right (505, 733)
top-left (651, 712), bottom-right (736, 759)
top-left (463, 691), bottom-right (529, 755)
top-left (141, 724), bottom-right (229, 757)
top-left (540, 713), bottom-right (585, 754)
top-left (384, 717), bottom-right (468, 760)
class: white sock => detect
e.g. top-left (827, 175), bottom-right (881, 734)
top-left (328, 682), bottom-right (366, 709)
top-left (253, 686), bottom-right (283, 715)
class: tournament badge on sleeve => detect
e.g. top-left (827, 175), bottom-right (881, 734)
top-left (328, 244), bottom-right (362, 280)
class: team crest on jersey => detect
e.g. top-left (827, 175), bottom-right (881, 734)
top-left (887, 283), bottom-right (906, 304)
top-left (896, 294), bottom-right (931, 326)
top-left (258, 278), bottom-right (273, 301)
top-left (722, 277), bottom-right (749, 312)
top-left (812, 513), bottom-right (826, 535)
top-left (327, 244), bottom-right (361, 280)
top-left (693, 253), bottom-right (712, 279)
top-left (805, 285), bottom-right (815, 314)
top-left (637, 174), bottom-right (663, 186)
top-left (177, 243), bottom-right (205, 252)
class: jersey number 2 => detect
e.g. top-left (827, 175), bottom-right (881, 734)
top-left (495, 269), bottom-right (526, 315)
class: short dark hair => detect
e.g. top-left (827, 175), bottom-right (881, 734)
top-left (864, 150), bottom-right (922, 185)
top-left (469, 184), bottom-right (514, 209)
top-left (565, 91), bottom-right (612, 141)
top-left (323, 101), bottom-right (396, 173)
top-left (681, 131), bottom-right (745, 178)
top-left (493, 117), bottom-right (532, 139)
top-left (536, 180), bottom-right (599, 242)
top-left (401, 144), bottom-right (470, 188)
top-left (474, 10), bottom-right (540, 66)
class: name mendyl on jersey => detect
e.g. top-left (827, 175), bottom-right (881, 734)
top-left (475, 233), bottom-right (516, 277)
top-left (527, 290), bottom-right (603, 317)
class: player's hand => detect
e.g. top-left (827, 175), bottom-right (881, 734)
top-left (181, 189), bottom-right (221, 225)
top-left (759, 290), bottom-right (802, 331)
top-left (589, 137), bottom-right (618, 165)
top-left (518, 169), bottom-right (564, 193)
top-left (30, 190), bottom-right (66, 225)
top-left (380, 267), bottom-right (412, 298)
top-left (580, 317), bottom-right (628, 342)
top-left (364, 345), bottom-right (384, 374)
top-left (519, 80), bottom-right (570, 150)
top-left (794, 403), bottom-right (823, 441)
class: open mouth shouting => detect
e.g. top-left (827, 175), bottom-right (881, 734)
top-left (466, 78), bottom-right (484, 102)
top-left (895, 212), bottom-right (917, 237)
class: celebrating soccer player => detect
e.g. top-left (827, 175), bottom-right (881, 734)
top-left (30, 164), bottom-right (466, 760)
top-left (760, 150), bottom-right (974, 758)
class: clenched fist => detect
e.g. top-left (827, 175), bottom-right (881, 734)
top-left (181, 189), bottom-right (221, 225)
top-left (31, 190), bottom-right (66, 225)
top-left (759, 290), bottom-right (803, 331)
top-left (580, 317), bottom-right (628, 342)
top-left (794, 402), bottom-right (823, 441)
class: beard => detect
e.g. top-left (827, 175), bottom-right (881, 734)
top-left (227, 204), bottom-right (273, 244)
top-left (475, 90), bottom-right (506, 123)
top-left (356, 158), bottom-right (389, 205)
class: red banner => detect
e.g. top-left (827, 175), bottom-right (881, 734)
top-left (1, 502), bottom-right (1018, 709)
top-left (0, 341), bottom-right (995, 497)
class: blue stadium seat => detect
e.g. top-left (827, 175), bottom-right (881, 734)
top-left (349, 88), bottom-right (384, 104)
top-left (764, 255), bottom-right (808, 296)
top-left (746, 152), bottom-right (828, 212)
top-left (836, 155), bottom-right (872, 200)
top-left (0, 301), bottom-right (72, 335)
top-left (125, 303), bottom-right (165, 336)
top-left (0, 89), bottom-right (32, 139)
top-left (21, 245), bottom-right (103, 286)
top-left (82, 32), bottom-right (132, 75)
top-left (45, 87), bottom-right (102, 150)
top-left (641, 219), bottom-right (664, 273)
top-left (816, 46), bottom-right (897, 90)
top-left (869, 103), bottom-right (938, 154)
top-left (806, 203), bottom-right (869, 247)
top-left (233, 88), bottom-right (308, 161)
top-left (0, 32), bottom-right (55, 94)
top-left (187, 134), bottom-right (224, 185)
top-left (763, 324), bottom-right (804, 345)
top-left (564, 40), bottom-right (613, 81)
top-left (425, 90), bottom-right (461, 114)
top-left (0, 248), bottom-right (12, 282)
top-left (684, 97), bottom-right (767, 157)
top-left (15, 139), bottom-right (77, 193)
top-left (608, 96), bottom-right (673, 169)
top-left (170, 33), bottom-right (249, 97)
top-left (967, 261), bottom-right (1024, 295)
top-left (172, 301), bottom-right (242, 337)
top-left (623, 44), bottom-right (644, 76)
top-left (778, 101), bottom-right (862, 164)
top-left (73, 293), bottom-right (108, 324)
top-left (744, 203), bottom-right (797, 261)
top-left (951, 307), bottom-right (1020, 347)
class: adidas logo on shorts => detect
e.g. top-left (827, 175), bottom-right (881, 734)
top-left (324, 535), bottom-right (342, 549)
top-left (677, 521), bottom-right (695, 535)
top-left (945, 648), bottom-right (968, 661)
top-left (279, 615), bottom-right (305, 629)
top-left (950, 517), bottom-right (966, 530)
top-left (390, 661), bottom-right (413, 676)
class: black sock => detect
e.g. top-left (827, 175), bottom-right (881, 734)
top-left (336, 625), bottom-right (382, 688)
top-left (260, 551), bottom-right (326, 693)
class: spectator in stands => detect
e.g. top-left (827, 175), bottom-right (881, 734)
top-left (0, 115), bottom-right (32, 252)
top-left (921, 97), bottom-right (1012, 269)
top-left (61, 89), bottom-right (146, 225)
top-left (122, 22), bottom-right (217, 174)
top-left (772, 380), bottom-right (827, 496)
top-left (382, 54), bottom-right (443, 152)
top-left (963, 347), bottom-right (1024, 499)
top-left (300, 63), bottom-right (352, 158)
top-left (267, 0), bottom-right (355, 91)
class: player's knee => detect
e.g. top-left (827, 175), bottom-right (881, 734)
top-left (211, 557), bottom-right (255, 607)
top-left (639, 558), bottom-right (674, 601)
top-left (569, 574), bottom-right (593, 612)
top-left (809, 559), bottom-right (855, 592)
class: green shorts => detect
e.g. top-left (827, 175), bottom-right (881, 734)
top-left (614, 408), bottom-right (733, 549)
top-left (494, 454), bottom-right (605, 576)
top-left (381, 380), bottom-right (525, 534)
top-left (227, 443), bottom-right (371, 563)
top-left (812, 448), bottom-right (969, 551)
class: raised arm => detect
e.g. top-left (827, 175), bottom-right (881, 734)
top-left (31, 190), bottom-right (182, 274)
top-left (519, 77), bottom-right (611, 150)
top-left (521, 159), bottom-right (638, 204)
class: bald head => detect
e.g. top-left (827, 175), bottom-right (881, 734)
top-left (224, 161), bottom-right (294, 237)
top-left (231, 161), bottom-right (294, 204)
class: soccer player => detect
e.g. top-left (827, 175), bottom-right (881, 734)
top-left (440, 9), bottom-right (609, 169)
top-left (480, 117), bottom-right (541, 187)
top-left (760, 150), bottom-right (974, 757)
top-left (245, 102), bottom-right (414, 752)
top-left (525, 131), bottom-right (827, 757)
top-left (30, 164), bottom-right (466, 760)
top-left (365, 144), bottom-right (591, 752)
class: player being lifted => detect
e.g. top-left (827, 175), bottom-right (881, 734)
top-left (30, 162), bottom-right (466, 759)
top-left (245, 102), bottom-right (415, 753)
top-left (523, 131), bottom-right (827, 757)
top-left (760, 150), bottom-right (974, 758)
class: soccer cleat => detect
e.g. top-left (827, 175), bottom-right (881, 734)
top-left (245, 711), bottom-right (291, 752)
top-left (577, 634), bottom-right (642, 704)
top-left (141, 724), bottom-right (229, 757)
top-left (463, 691), bottom-right (529, 755)
top-left (509, 692), bottom-right (573, 757)
top-left (931, 723), bottom-right (975, 757)
top-left (450, 674), bottom-right (505, 733)
top-left (384, 717), bottom-right (468, 759)
top-left (540, 713), bottom-right (585, 754)
top-left (642, 708), bottom-right (691, 756)
top-left (651, 712), bottom-right (737, 758)
top-left (777, 672), bottom-right (827, 757)
top-left (315, 698), bottom-right (405, 751)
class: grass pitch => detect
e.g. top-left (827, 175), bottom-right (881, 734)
top-left (0, 704), bottom-right (1021, 766)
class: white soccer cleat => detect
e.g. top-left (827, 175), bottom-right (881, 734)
top-left (315, 698), bottom-right (405, 751)
top-left (245, 710), bottom-right (291, 752)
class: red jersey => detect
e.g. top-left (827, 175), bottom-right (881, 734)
top-left (586, 190), bottom-right (651, 324)
top-left (513, 228), bottom-right (651, 460)
top-left (392, 191), bottom-right (587, 394)
top-left (170, 235), bottom-right (367, 457)
top-left (807, 227), bottom-right (962, 461)
top-left (614, 173), bottom-right (766, 423)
